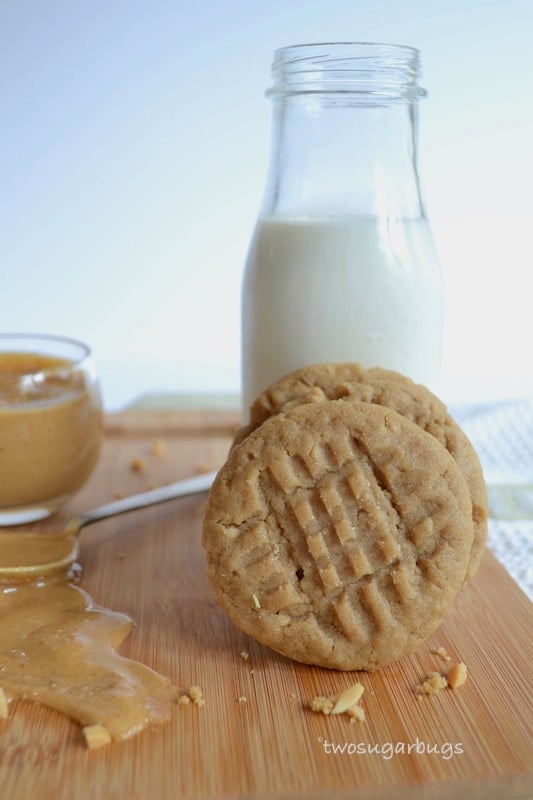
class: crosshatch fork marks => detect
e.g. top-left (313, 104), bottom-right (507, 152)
top-left (267, 433), bottom-right (412, 585)
top-left (253, 429), bottom-right (423, 639)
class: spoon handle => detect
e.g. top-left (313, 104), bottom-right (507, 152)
top-left (77, 469), bottom-right (218, 532)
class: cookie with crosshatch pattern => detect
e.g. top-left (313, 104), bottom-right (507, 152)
top-left (234, 362), bottom-right (487, 581)
top-left (203, 399), bottom-right (473, 671)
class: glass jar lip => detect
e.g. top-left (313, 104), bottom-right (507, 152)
top-left (0, 333), bottom-right (92, 378)
top-left (268, 41), bottom-right (425, 100)
top-left (273, 41), bottom-right (420, 57)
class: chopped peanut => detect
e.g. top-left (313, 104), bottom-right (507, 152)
top-left (0, 687), bottom-right (8, 719)
top-left (310, 682), bottom-right (365, 720)
top-left (331, 683), bottom-right (365, 714)
top-left (448, 662), bottom-right (468, 689)
top-left (83, 723), bottom-right (112, 750)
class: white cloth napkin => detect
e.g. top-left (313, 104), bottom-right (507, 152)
top-left (451, 398), bottom-right (533, 599)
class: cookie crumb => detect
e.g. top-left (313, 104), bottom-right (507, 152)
top-left (309, 695), bottom-right (335, 715)
top-left (431, 645), bottom-right (451, 661)
top-left (239, 650), bottom-right (250, 661)
top-left (189, 686), bottom-right (205, 706)
top-left (310, 683), bottom-right (365, 720)
top-left (152, 438), bottom-right (166, 457)
top-left (347, 704), bottom-right (366, 723)
top-left (83, 723), bottom-right (112, 750)
top-left (0, 687), bottom-right (8, 718)
top-left (448, 662), bottom-right (468, 689)
top-left (238, 695), bottom-right (247, 703)
top-left (130, 458), bottom-right (144, 473)
top-left (416, 671), bottom-right (448, 695)
top-left (178, 686), bottom-right (205, 706)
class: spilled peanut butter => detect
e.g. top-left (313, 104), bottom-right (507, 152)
top-left (0, 544), bottom-right (173, 742)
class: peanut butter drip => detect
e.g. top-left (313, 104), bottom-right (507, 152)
top-left (0, 529), bottom-right (76, 570)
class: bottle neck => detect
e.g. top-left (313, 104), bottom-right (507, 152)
top-left (260, 43), bottom-right (427, 221)
top-left (262, 94), bottom-right (425, 220)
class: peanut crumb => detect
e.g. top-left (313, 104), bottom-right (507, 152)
top-left (177, 694), bottom-right (191, 705)
top-left (252, 593), bottom-right (261, 609)
top-left (310, 683), bottom-right (365, 720)
top-left (130, 458), bottom-right (144, 473)
top-left (238, 696), bottom-right (247, 703)
top-left (448, 662), bottom-right (468, 689)
top-left (416, 671), bottom-right (448, 695)
top-left (152, 438), bottom-right (166, 457)
top-left (116, 552), bottom-right (126, 560)
top-left (431, 645), bottom-right (451, 661)
top-left (83, 723), bottom-right (112, 750)
top-left (239, 650), bottom-right (250, 661)
top-left (0, 687), bottom-right (9, 718)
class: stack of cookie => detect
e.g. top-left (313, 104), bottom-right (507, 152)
top-left (202, 364), bottom-right (487, 671)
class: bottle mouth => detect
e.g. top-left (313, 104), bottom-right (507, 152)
top-left (267, 42), bottom-right (426, 100)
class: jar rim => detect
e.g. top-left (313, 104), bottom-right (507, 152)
top-left (0, 333), bottom-right (92, 378)
top-left (273, 41), bottom-right (420, 56)
top-left (268, 42), bottom-right (425, 100)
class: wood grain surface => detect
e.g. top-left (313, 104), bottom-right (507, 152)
top-left (1, 409), bottom-right (532, 800)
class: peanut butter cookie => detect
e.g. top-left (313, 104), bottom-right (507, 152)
top-left (236, 363), bottom-right (487, 580)
top-left (203, 400), bottom-right (473, 671)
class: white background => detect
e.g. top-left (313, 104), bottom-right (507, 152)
top-left (2, 0), bottom-right (532, 409)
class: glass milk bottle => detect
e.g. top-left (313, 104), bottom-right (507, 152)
top-left (241, 42), bottom-right (444, 417)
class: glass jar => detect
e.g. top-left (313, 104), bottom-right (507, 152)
top-left (0, 333), bottom-right (103, 524)
top-left (241, 42), bottom-right (444, 417)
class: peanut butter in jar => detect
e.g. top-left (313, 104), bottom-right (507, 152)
top-left (0, 334), bottom-right (103, 524)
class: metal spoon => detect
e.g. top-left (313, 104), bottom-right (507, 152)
top-left (0, 469), bottom-right (218, 579)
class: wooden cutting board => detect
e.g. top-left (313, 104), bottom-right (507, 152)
top-left (1, 409), bottom-right (532, 800)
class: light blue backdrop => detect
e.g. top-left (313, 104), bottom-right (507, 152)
top-left (2, 0), bottom-right (531, 407)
